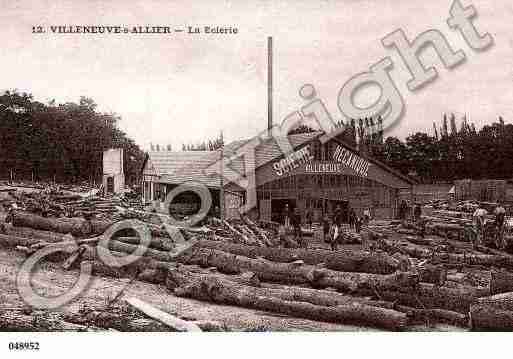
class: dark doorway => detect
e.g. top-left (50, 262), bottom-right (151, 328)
top-left (329, 200), bottom-right (349, 222)
top-left (106, 176), bottom-right (114, 194)
top-left (271, 198), bottom-right (297, 224)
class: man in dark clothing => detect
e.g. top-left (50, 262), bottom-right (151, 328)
top-left (355, 216), bottom-right (362, 234)
top-left (322, 214), bottom-right (330, 244)
top-left (291, 207), bottom-right (304, 247)
top-left (399, 200), bottom-right (408, 220)
top-left (305, 207), bottom-right (313, 229)
top-left (213, 206), bottom-right (220, 219)
top-left (414, 203), bottom-right (422, 222)
top-left (348, 208), bottom-right (356, 230)
top-left (494, 202), bottom-right (507, 249)
top-left (328, 223), bottom-right (338, 251)
top-left (333, 205), bottom-right (342, 227)
top-left (282, 204), bottom-right (291, 228)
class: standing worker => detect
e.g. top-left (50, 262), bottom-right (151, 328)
top-left (363, 208), bottom-right (371, 225)
top-left (355, 215), bottom-right (362, 234)
top-left (333, 205), bottom-right (342, 228)
top-left (291, 207), bottom-right (304, 247)
top-left (282, 204), bottom-right (291, 229)
top-left (414, 203), bottom-right (422, 223)
top-left (348, 207), bottom-right (356, 231)
top-left (322, 213), bottom-right (330, 244)
top-left (472, 203), bottom-right (488, 248)
top-left (494, 201), bottom-right (506, 250)
top-left (305, 206), bottom-right (312, 229)
top-left (399, 200), bottom-right (408, 220)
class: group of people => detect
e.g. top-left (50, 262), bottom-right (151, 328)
top-left (469, 201), bottom-right (507, 249)
top-left (280, 204), bottom-right (371, 251)
top-left (322, 205), bottom-right (369, 251)
top-left (280, 205), bottom-right (306, 247)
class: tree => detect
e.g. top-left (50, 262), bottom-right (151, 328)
top-left (381, 137), bottom-right (409, 175)
top-left (182, 134), bottom-right (224, 151)
top-left (0, 90), bottom-right (145, 185)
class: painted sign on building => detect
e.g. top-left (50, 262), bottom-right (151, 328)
top-left (272, 145), bottom-right (313, 177)
top-left (333, 145), bottom-right (370, 177)
top-left (305, 162), bottom-right (345, 174)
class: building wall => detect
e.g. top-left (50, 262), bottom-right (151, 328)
top-left (256, 174), bottom-right (399, 221)
top-left (455, 179), bottom-right (506, 202)
top-left (103, 148), bottom-right (125, 194)
top-left (102, 174), bottom-right (125, 195)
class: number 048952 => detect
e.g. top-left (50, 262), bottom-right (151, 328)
top-left (8, 342), bottom-right (40, 351)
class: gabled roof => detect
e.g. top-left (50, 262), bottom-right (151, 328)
top-left (141, 130), bottom-right (415, 188)
top-left (142, 132), bottom-right (318, 188)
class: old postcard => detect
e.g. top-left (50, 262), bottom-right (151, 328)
top-left (1, 0), bottom-right (512, 356)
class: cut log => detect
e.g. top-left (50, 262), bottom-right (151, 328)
top-left (470, 292), bottom-right (513, 330)
top-left (417, 264), bottom-right (447, 285)
top-left (0, 233), bottom-right (44, 248)
top-left (5, 225), bottom-right (71, 243)
top-left (97, 238), bottom-right (173, 262)
top-left (490, 270), bottom-right (513, 295)
top-left (0, 310), bottom-right (97, 331)
top-left (62, 309), bottom-right (173, 332)
top-left (395, 306), bottom-right (468, 327)
top-left (177, 247), bottom-right (418, 295)
top-left (190, 240), bottom-right (400, 274)
top-left (11, 211), bottom-right (92, 237)
top-left (241, 216), bottom-right (273, 246)
top-left (115, 236), bottom-right (175, 252)
top-left (376, 283), bottom-right (489, 314)
top-left (166, 267), bottom-right (408, 331)
top-left (378, 237), bottom-right (513, 270)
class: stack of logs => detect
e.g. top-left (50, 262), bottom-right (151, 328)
top-left (5, 210), bottom-right (513, 330)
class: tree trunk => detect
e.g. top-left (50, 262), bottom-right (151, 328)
top-left (470, 292), bottom-right (513, 330)
top-left (0, 310), bottom-right (97, 331)
top-left (0, 233), bottom-right (44, 248)
top-left (241, 216), bottom-right (274, 246)
top-left (378, 237), bottom-right (513, 270)
top-left (177, 247), bottom-right (419, 294)
top-left (376, 283), bottom-right (489, 314)
top-left (10, 211), bottom-right (92, 237)
top-left (97, 238), bottom-right (174, 262)
top-left (115, 236), bottom-right (175, 252)
top-left (490, 270), bottom-right (513, 295)
top-left (5, 225), bottom-right (70, 243)
top-left (417, 264), bottom-right (447, 285)
top-left (166, 267), bottom-right (408, 331)
top-left (191, 240), bottom-right (400, 274)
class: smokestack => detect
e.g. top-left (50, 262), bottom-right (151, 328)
top-left (267, 36), bottom-right (273, 135)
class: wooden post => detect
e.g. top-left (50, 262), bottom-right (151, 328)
top-left (220, 131), bottom-right (225, 222)
top-left (267, 36), bottom-right (273, 135)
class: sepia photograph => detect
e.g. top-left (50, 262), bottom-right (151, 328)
top-left (1, 0), bottom-right (513, 356)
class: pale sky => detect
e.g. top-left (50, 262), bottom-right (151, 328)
top-left (2, 0), bottom-right (512, 150)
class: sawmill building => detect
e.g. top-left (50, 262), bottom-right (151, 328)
top-left (141, 130), bottom-right (414, 222)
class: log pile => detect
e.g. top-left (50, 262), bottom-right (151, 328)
top-left (6, 194), bottom-right (513, 331)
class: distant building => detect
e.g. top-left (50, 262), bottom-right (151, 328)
top-left (103, 148), bottom-right (125, 194)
